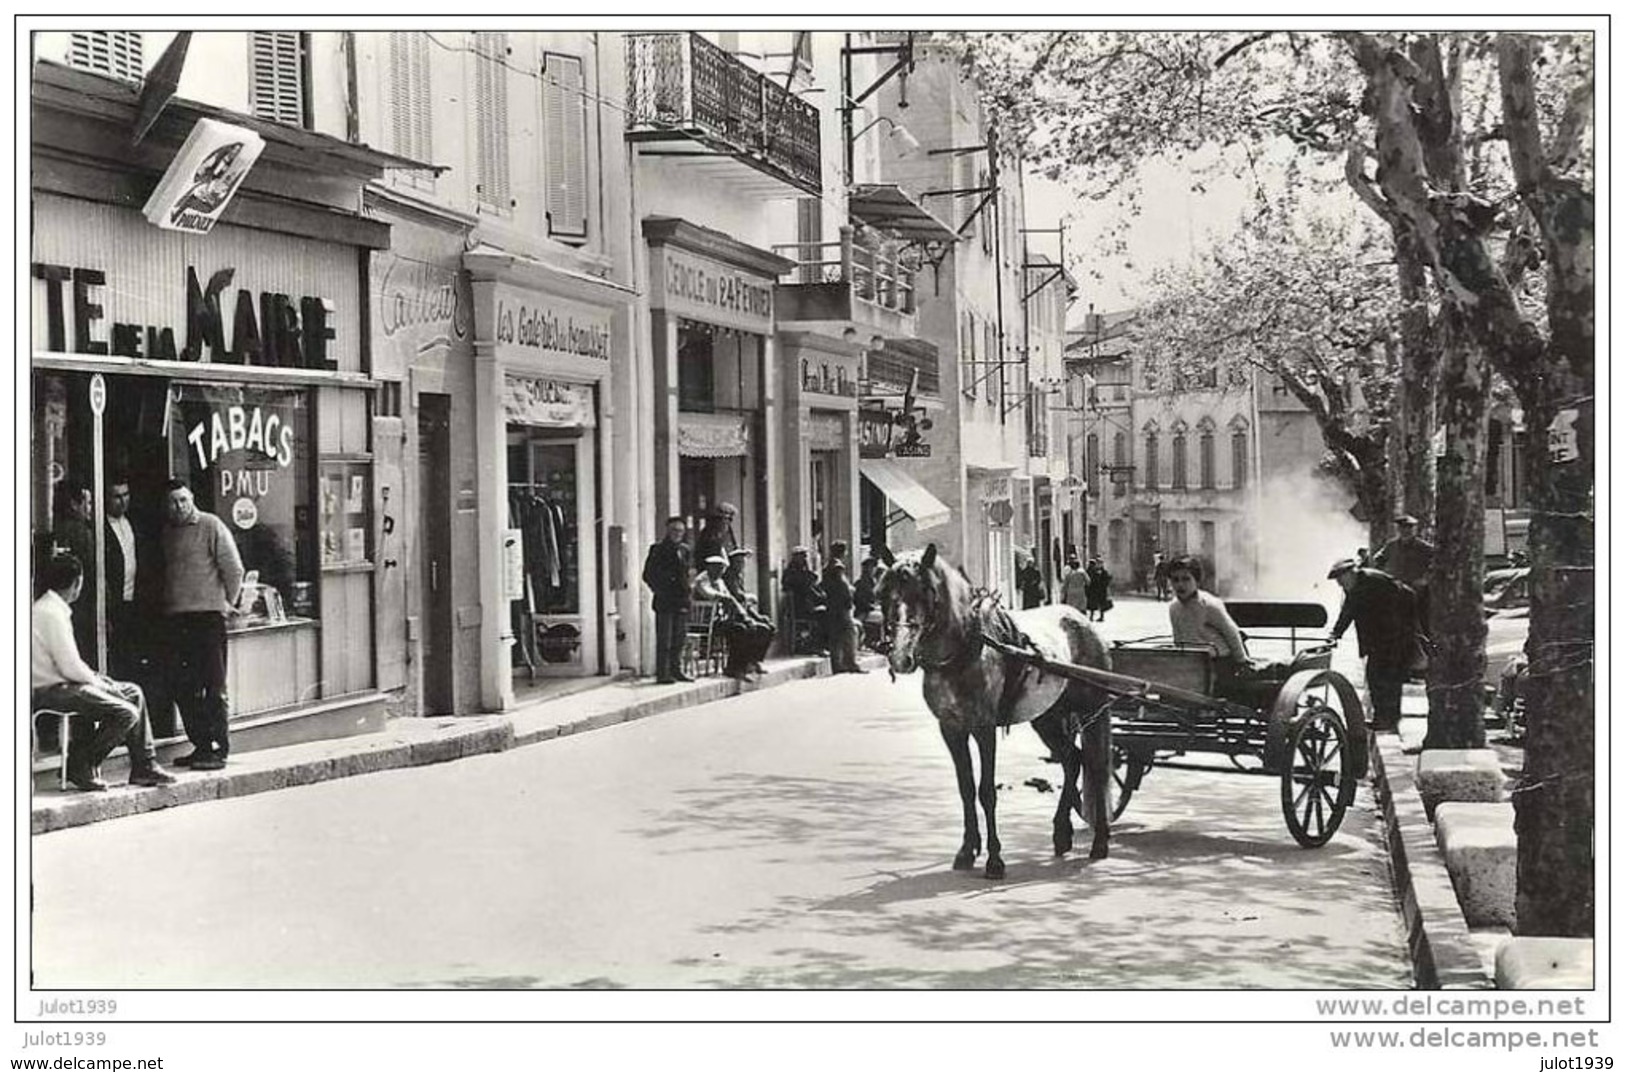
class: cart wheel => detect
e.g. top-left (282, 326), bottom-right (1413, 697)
top-left (1267, 669), bottom-right (1368, 778)
top-left (1109, 745), bottom-right (1145, 821)
top-left (1281, 709), bottom-right (1354, 848)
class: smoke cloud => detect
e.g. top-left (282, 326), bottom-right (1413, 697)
top-left (1248, 469), bottom-right (1367, 613)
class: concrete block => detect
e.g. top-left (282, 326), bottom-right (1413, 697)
top-left (1416, 749), bottom-right (1507, 818)
top-left (1434, 802), bottom-right (1517, 928)
top-left (1496, 937), bottom-right (1594, 990)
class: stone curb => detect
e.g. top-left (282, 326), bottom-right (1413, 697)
top-left (31, 655), bottom-right (852, 835)
top-left (1369, 731), bottom-right (1495, 989)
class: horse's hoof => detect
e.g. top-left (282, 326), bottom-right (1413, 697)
top-left (1089, 843), bottom-right (1109, 861)
top-left (984, 858), bottom-right (1006, 880)
top-left (1053, 831), bottom-right (1073, 857)
top-left (952, 850), bottom-right (977, 870)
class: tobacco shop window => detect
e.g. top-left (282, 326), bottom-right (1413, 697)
top-left (168, 384), bottom-right (316, 621)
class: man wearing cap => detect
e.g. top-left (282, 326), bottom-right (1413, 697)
top-left (724, 547), bottom-right (774, 675)
top-left (1328, 558), bottom-right (1421, 732)
top-left (642, 515), bottom-right (695, 684)
top-left (781, 546), bottom-right (827, 655)
top-left (693, 554), bottom-right (757, 680)
top-left (1372, 514), bottom-right (1434, 625)
top-left (695, 503), bottom-right (738, 565)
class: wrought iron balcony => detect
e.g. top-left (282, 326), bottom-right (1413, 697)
top-left (625, 32), bottom-right (821, 197)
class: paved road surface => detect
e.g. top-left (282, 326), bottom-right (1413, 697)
top-left (32, 598), bottom-right (1409, 989)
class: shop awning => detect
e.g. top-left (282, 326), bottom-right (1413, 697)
top-left (860, 459), bottom-right (951, 531)
top-left (849, 184), bottom-right (961, 244)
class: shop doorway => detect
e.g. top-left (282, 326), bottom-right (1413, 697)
top-left (417, 394), bottom-right (454, 714)
top-left (508, 428), bottom-right (597, 678)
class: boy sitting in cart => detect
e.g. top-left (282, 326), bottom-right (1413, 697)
top-left (1165, 555), bottom-right (1288, 707)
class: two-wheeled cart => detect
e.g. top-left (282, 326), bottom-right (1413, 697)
top-left (988, 601), bottom-right (1368, 848)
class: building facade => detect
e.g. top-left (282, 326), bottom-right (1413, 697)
top-left (30, 32), bottom-right (419, 755)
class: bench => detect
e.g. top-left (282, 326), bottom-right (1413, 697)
top-left (1224, 600), bottom-right (1330, 653)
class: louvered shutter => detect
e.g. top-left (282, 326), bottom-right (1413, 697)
top-left (474, 32), bottom-right (511, 212)
top-left (542, 52), bottom-right (588, 239)
top-left (68, 31), bottom-right (144, 81)
top-left (250, 31), bottom-right (305, 126)
top-left (389, 33), bottom-right (433, 186)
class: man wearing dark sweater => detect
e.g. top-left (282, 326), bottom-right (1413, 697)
top-left (161, 479), bottom-right (244, 770)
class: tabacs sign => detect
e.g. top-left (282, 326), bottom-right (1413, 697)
top-left (143, 119), bottom-right (266, 235)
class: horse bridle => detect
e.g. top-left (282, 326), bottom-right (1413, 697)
top-left (888, 570), bottom-right (983, 673)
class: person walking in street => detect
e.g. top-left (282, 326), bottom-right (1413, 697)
top-left (1016, 549), bottom-right (1046, 609)
top-left (822, 559), bottom-right (866, 674)
top-left (160, 479), bottom-right (244, 771)
top-left (1085, 558), bottom-right (1114, 622)
top-left (1059, 556), bottom-right (1090, 617)
top-left (642, 515), bottom-right (694, 684)
top-left (31, 554), bottom-right (177, 791)
top-left (1153, 552), bottom-right (1172, 601)
top-left (1372, 513), bottom-right (1434, 626)
top-left (1327, 557), bottom-right (1422, 733)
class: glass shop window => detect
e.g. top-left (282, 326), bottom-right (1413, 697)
top-left (168, 383), bottom-right (316, 622)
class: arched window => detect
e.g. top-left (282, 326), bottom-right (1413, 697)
top-left (1229, 417), bottom-right (1250, 490)
top-left (1142, 421), bottom-right (1160, 490)
top-left (1198, 417), bottom-right (1217, 489)
top-left (1171, 420), bottom-right (1188, 490)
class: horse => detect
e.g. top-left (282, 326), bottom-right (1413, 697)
top-left (876, 543), bottom-right (1116, 879)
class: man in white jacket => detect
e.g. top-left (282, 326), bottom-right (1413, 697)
top-left (32, 554), bottom-right (176, 791)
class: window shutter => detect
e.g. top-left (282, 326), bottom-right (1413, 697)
top-left (474, 32), bottom-right (511, 212)
top-left (542, 52), bottom-right (588, 239)
top-left (389, 33), bottom-right (433, 173)
top-left (795, 197), bottom-right (822, 284)
top-left (250, 31), bottom-right (305, 127)
top-left (69, 31), bottom-right (144, 81)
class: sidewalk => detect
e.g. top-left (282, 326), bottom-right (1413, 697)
top-left (31, 652), bottom-right (884, 835)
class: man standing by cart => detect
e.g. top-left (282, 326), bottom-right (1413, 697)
top-left (1327, 558), bottom-right (1420, 733)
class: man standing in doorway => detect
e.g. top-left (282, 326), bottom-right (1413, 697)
top-left (102, 476), bottom-right (143, 678)
top-left (161, 479), bottom-right (244, 770)
top-left (642, 515), bottom-right (694, 685)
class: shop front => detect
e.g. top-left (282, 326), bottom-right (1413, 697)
top-left (780, 331), bottom-right (862, 567)
top-left (644, 218), bottom-right (792, 610)
top-left (30, 193), bottom-right (388, 749)
top-left (467, 254), bottom-right (633, 708)
top-left (367, 188), bottom-right (480, 716)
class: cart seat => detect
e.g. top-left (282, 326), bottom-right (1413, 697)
top-left (1109, 644), bottom-right (1215, 698)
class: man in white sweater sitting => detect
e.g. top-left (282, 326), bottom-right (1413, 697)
top-left (1165, 555), bottom-right (1256, 704)
top-left (31, 554), bottom-right (176, 792)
